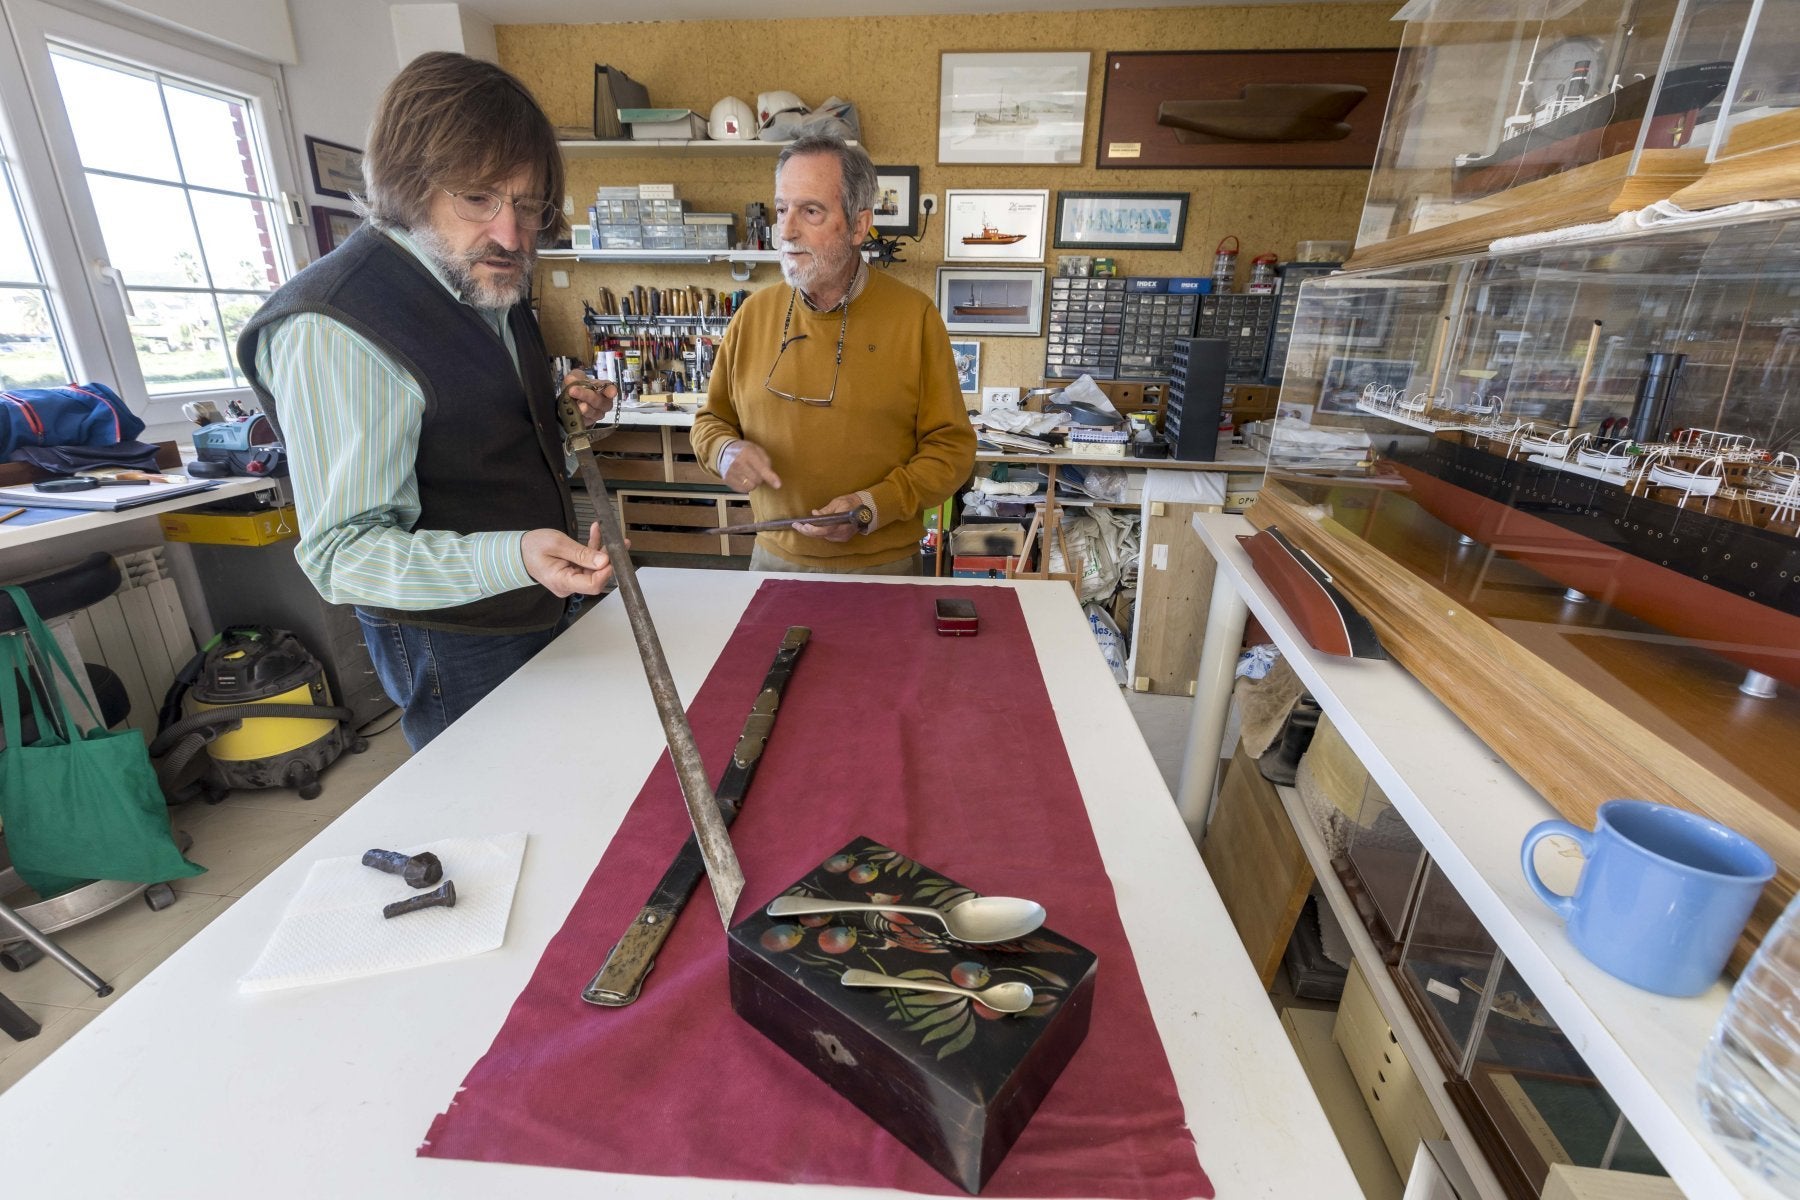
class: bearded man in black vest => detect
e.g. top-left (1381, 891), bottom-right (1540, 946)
top-left (238, 52), bottom-right (615, 750)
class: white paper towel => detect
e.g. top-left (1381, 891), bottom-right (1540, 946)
top-left (239, 832), bottom-right (527, 993)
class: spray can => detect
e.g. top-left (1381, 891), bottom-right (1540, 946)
top-left (1248, 253), bottom-right (1279, 294)
top-left (1212, 236), bottom-right (1240, 293)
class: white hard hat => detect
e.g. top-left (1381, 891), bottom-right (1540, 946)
top-left (708, 96), bottom-right (756, 141)
top-left (757, 90), bottom-right (809, 130)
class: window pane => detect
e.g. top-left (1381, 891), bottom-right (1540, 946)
top-left (88, 175), bottom-right (205, 287)
top-left (217, 291), bottom-right (268, 386)
top-left (0, 162), bottom-right (38, 284)
top-left (0, 287), bottom-right (70, 389)
top-left (128, 289), bottom-right (229, 393)
top-left (51, 52), bottom-right (179, 181)
top-left (190, 193), bottom-right (280, 291)
top-left (166, 83), bottom-right (264, 195)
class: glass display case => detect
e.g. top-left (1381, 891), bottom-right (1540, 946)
top-left (1673, 0), bottom-right (1800, 209)
top-left (1391, 857), bottom-right (1670, 1197)
top-left (1354, 0), bottom-right (1746, 269)
top-left (1342, 778), bottom-right (1426, 953)
top-left (1261, 208), bottom-right (1800, 955)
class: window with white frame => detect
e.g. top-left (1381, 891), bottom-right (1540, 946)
top-left (0, 0), bottom-right (305, 427)
top-left (0, 150), bottom-right (72, 390)
top-left (50, 48), bottom-right (285, 395)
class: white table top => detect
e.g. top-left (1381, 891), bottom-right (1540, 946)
top-left (1192, 513), bottom-right (1775, 1200)
top-left (0, 477), bottom-right (278, 553)
top-left (0, 568), bottom-right (1357, 1199)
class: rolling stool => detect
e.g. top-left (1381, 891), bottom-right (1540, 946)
top-left (0, 552), bottom-right (165, 1023)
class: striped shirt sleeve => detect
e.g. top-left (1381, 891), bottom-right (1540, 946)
top-left (255, 311), bottom-right (535, 609)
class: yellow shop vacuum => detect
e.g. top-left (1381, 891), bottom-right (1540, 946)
top-left (150, 627), bottom-right (366, 802)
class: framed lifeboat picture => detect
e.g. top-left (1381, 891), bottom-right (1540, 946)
top-left (1098, 49), bottom-right (1397, 169)
top-left (943, 189), bottom-right (1048, 264)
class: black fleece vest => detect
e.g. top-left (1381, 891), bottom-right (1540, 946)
top-left (237, 225), bottom-right (572, 634)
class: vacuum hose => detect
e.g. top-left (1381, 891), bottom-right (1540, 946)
top-left (147, 703), bottom-right (353, 758)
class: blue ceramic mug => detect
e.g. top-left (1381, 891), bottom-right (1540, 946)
top-left (1520, 799), bottom-right (1775, 997)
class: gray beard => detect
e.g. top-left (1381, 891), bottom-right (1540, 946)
top-left (412, 224), bottom-right (532, 309)
top-left (780, 235), bottom-right (859, 300)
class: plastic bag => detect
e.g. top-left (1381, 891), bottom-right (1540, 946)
top-left (1085, 603), bottom-right (1128, 685)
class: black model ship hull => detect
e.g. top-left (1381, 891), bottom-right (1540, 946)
top-left (1381, 435), bottom-right (1800, 688)
top-left (1451, 61), bottom-right (1733, 201)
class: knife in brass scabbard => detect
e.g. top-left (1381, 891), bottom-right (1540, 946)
top-left (582, 625), bottom-right (811, 1006)
top-left (557, 383), bottom-right (746, 925)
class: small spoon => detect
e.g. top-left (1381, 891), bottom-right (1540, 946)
top-left (764, 894), bottom-right (1046, 943)
top-left (840, 968), bottom-right (1034, 1014)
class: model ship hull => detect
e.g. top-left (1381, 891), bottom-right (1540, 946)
top-left (1157, 84), bottom-right (1367, 144)
top-left (962, 234), bottom-right (1027, 245)
top-left (1451, 62), bottom-right (1732, 201)
top-left (1382, 436), bottom-right (1800, 687)
top-left (953, 305), bottom-right (1028, 316)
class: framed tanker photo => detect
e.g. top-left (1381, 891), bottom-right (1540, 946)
top-left (943, 189), bottom-right (1048, 264)
top-left (936, 267), bottom-right (1046, 338)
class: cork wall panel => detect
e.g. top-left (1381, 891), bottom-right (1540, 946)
top-left (502, 5), bottom-right (1400, 388)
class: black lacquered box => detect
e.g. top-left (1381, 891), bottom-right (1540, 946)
top-left (728, 836), bottom-right (1098, 1194)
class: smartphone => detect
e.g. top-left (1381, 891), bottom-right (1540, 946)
top-left (935, 598), bottom-right (978, 637)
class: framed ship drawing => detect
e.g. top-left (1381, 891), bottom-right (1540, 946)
top-left (1098, 49), bottom-right (1396, 169)
top-left (936, 268), bottom-right (1045, 338)
top-left (943, 189), bottom-right (1048, 263)
top-left (939, 51), bottom-right (1090, 165)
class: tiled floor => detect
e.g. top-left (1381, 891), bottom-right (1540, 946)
top-left (0, 689), bottom-right (1197, 1097)
top-left (0, 720), bottom-right (411, 1094)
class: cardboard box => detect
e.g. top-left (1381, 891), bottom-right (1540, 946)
top-left (950, 523), bottom-right (1026, 556)
top-left (952, 555), bottom-right (1016, 579)
top-left (729, 836), bottom-right (1097, 1194)
top-left (159, 505), bottom-right (297, 547)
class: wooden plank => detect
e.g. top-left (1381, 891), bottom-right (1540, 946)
top-left (1200, 743), bottom-right (1313, 988)
top-left (1132, 499), bottom-right (1220, 696)
top-left (1345, 149), bottom-right (1707, 272)
top-left (622, 499), bottom-right (725, 529)
top-left (1249, 483), bottom-right (1797, 969)
top-left (1671, 131), bottom-right (1800, 210)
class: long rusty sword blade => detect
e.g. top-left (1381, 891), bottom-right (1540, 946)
top-left (710, 506), bottom-right (871, 538)
top-left (559, 387), bottom-right (744, 924)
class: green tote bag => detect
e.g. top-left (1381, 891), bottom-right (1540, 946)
top-left (0, 584), bottom-right (203, 899)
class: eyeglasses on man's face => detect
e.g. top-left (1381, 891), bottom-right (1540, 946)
top-left (444, 188), bottom-right (557, 232)
top-left (764, 289), bottom-right (847, 407)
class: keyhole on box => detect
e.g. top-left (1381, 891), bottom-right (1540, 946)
top-left (812, 1031), bottom-right (858, 1067)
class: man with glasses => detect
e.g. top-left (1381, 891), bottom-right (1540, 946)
top-left (237, 53), bottom-right (616, 750)
top-left (692, 135), bottom-right (975, 574)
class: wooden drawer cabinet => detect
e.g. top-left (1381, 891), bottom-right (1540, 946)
top-left (612, 488), bottom-right (752, 556)
top-left (595, 426), bottom-right (712, 484)
top-left (1336, 961), bottom-right (1445, 1179)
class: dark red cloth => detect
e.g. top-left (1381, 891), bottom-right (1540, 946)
top-left (420, 580), bottom-right (1211, 1198)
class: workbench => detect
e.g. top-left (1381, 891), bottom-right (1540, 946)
top-left (0, 569), bottom-right (1359, 1199)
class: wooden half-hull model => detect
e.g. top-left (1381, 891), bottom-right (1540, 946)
top-left (1156, 83), bottom-right (1367, 144)
top-left (1450, 61), bottom-right (1733, 201)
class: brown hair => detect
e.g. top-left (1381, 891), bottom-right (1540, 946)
top-left (359, 52), bottom-right (567, 243)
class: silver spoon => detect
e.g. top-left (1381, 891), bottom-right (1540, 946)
top-left (764, 894), bottom-right (1046, 943)
top-left (840, 968), bottom-right (1034, 1014)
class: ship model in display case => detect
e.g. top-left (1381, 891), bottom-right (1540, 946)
top-left (1348, 0), bottom-right (1756, 270)
top-left (1258, 209), bottom-right (1800, 963)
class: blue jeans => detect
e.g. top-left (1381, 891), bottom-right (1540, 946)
top-left (355, 604), bottom-right (577, 751)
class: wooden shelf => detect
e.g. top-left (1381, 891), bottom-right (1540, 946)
top-left (558, 138), bottom-right (860, 158)
top-left (540, 248), bottom-right (781, 264)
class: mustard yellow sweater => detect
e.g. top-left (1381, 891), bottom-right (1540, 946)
top-left (692, 271), bottom-right (976, 569)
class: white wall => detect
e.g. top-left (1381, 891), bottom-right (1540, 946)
top-left (279, 0), bottom-right (399, 237)
top-left (392, 3), bottom-right (495, 66)
top-left (94, 0), bottom-right (295, 62)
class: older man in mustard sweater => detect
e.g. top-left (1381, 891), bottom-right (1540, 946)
top-left (691, 135), bottom-right (976, 574)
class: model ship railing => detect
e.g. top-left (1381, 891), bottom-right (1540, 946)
top-left (1507, 423), bottom-right (1576, 460)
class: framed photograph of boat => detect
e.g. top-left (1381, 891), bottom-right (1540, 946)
top-left (872, 165), bottom-right (920, 238)
top-left (939, 51), bottom-right (1090, 165)
top-left (949, 340), bottom-right (981, 394)
top-left (935, 268), bottom-right (1046, 338)
top-left (1318, 354), bottom-right (1413, 414)
top-left (1097, 49), bottom-right (1397, 169)
top-left (943, 189), bottom-right (1048, 263)
top-left (1053, 190), bottom-right (1188, 250)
